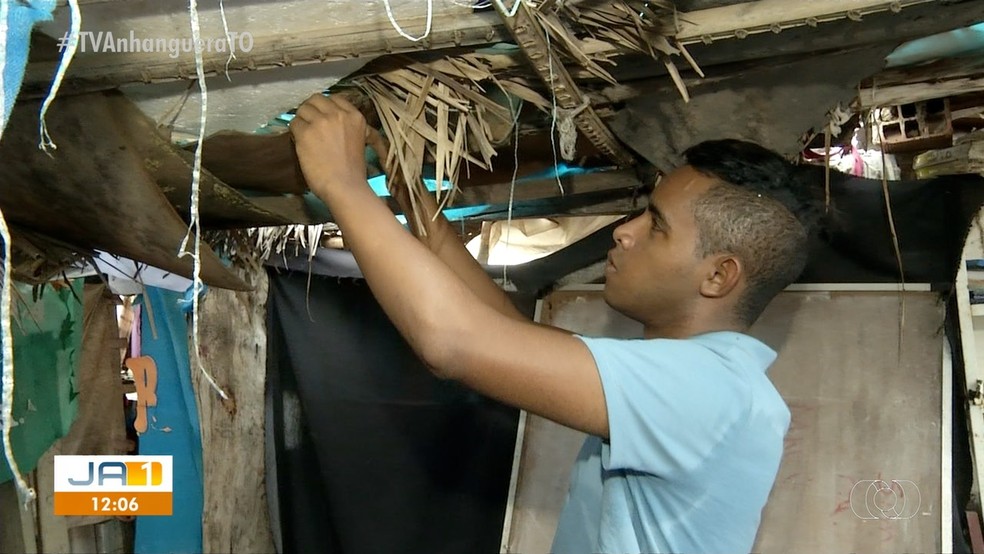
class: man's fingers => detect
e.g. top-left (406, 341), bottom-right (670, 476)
top-left (366, 127), bottom-right (389, 159)
top-left (293, 102), bottom-right (322, 124)
top-left (326, 94), bottom-right (359, 114)
top-left (299, 93), bottom-right (333, 114)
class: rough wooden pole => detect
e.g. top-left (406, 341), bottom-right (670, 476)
top-left (191, 266), bottom-right (275, 554)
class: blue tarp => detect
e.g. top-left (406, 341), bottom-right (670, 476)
top-left (1, 0), bottom-right (57, 133)
top-left (134, 287), bottom-right (204, 554)
top-left (887, 22), bottom-right (984, 68)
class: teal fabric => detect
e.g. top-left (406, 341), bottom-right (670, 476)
top-left (0, 281), bottom-right (82, 483)
top-left (552, 332), bottom-right (789, 554)
top-left (134, 287), bottom-right (203, 554)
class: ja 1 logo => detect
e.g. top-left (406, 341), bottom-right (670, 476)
top-left (849, 479), bottom-right (922, 520)
top-left (53, 456), bottom-right (173, 516)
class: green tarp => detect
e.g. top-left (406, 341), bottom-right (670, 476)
top-left (0, 281), bottom-right (82, 483)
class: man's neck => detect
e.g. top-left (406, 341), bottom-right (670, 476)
top-left (642, 319), bottom-right (745, 340)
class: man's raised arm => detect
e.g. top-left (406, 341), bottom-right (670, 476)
top-left (289, 94), bottom-right (609, 438)
top-left (367, 129), bottom-right (527, 323)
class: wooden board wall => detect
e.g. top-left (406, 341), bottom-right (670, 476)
top-left (504, 288), bottom-right (945, 553)
top-left (191, 267), bottom-right (275, 553)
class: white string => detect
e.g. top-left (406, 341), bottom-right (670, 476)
top-left (0, 0), bottom-right (36, 507)
top-left (218, 0), bottom-right (236, 78)
top-left (501, 89), bottom-right (522, 284)
top-left (542, 22), bottom-right (564, 195)
top-left (496, 0), bottom-right (523, 17)
top-left (382, 0), bottom-right (433, 42)
top-left (38, 0), bottom-right (81, 154)
top-left (451, 0), bottom-right (492, 8)
top-left (180, 0), bottom-right (228, 401)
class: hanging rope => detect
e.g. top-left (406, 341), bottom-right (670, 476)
top-left (556, 98), bottom-right (589, 161)
top-left (0, 0), bottom-right (36, 507)
top-left (217, 0), bottom-right (236, 77)
top-left (38, 0), bottom-right (81, 153)
top-left (495, 0), bottom-right (523, 18)
top-left (179, 0), bottom-right (229, 401)
top-left (383, 0), bottom-right (522, 42)
top-left (501, 88), bottom-right (522, 285)
top-left (382, 0), bottom-right (433, 42)
top-left (542, 23), bottom-right (564, 195)
top-left (0, 208), bottom-right (32, 506)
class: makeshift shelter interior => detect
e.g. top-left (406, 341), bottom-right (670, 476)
top-left (2, 0), bottom-right (984, 552)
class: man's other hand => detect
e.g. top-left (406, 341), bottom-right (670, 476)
top-left (289, 94), bottom-right (369, 199)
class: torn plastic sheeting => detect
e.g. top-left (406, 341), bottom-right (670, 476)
top-left (0, 280), bottom-right (82, 484)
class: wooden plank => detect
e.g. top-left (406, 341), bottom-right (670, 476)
top-left (67, 525), bottom-right (98, 554)
top-left (20, 474), bottom-right (39, 554)
top-left (191, 266), bottom-right (275, 554)
top-left (0, 481), bottom-right (27, 554)
top-left (674, 0), bottom-right (934, 44)
top-left (24, 1), bottom-right (505, 96)
top-left (23, 0), bottom-right (948, 98)
top-left (861, 77), bottom-right (984, 109)
top-left (454, 169), bottom-right (642, 207)
top-left (35, 447), bottom-right (72, 554)
top-left (956, 214), bottom-right (984, 532)
top-left (751, 291), bottom-right (942, 552)
top-left (506, 288), bottom-right (945, 552)
top-left (943, 339), bottom-right (954, 553)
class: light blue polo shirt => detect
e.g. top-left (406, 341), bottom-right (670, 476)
top-left (551, 332), bottom-right (789, 554)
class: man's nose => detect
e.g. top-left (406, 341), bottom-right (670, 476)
top-left (612, 219), bottom-right (634, 249)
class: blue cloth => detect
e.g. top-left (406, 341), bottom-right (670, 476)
top-left (552, 332), bottom-right (790, 554)
top-left (134, 288), bottom-right (204, 554)
top-left (2, 0), bottom-right (57, 133)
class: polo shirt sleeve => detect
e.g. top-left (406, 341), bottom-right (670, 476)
top-left (577, 336), bottom-right (750, 479)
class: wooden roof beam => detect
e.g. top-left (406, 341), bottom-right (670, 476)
top-left (22, 2), bottom-right (506, 97)
top-left (673, 0), bottom-right (935, 45)
top-left (493, 2), bottom-right (636, 167)
top-left (23, 0), bottom-right (938, 98)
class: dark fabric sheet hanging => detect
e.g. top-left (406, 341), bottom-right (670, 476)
top-left (266, 270), bottom-right (519, 554)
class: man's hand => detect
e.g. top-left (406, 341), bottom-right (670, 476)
top-left (289, 94), bottom-right (369, 199)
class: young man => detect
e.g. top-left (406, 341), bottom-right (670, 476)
top-left (289, 94), bottom-right (811, 553)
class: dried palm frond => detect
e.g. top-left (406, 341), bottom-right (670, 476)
top-left (206, 224), bottom-right (339, 271)
top-left (529, 0), bottom-right (703, 101)
top-left (7, 227), bottom-right (90, 286)
top-left (354, 56), bottom-right (518, 234)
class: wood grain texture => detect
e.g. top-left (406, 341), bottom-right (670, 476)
top-left (750, 291), bottom-right (943, 552)
top-left (191, 267), bottom-right (275, 554)
top-left (506, 289), bottom-right (944, 553)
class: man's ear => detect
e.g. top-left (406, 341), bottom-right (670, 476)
top-left (699, 254), bottom-right (742, 299)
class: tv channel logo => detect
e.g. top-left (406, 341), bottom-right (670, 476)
top-left (849, 479), bottom-right (922, 520)
top-left (53, 456), bottom-right (173, 516)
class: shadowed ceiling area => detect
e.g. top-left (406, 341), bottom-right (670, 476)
top-left (2, 0), bottom-right (984, 289)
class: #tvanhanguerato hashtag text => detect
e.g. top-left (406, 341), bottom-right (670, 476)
top-left (56, 30), bottom-right (254, 58)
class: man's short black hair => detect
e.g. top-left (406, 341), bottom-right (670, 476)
top-left (683, 139), bottom-right (818, 326)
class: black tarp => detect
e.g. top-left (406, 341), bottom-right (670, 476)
top-left (265, 271), bottom-right (519, 554)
